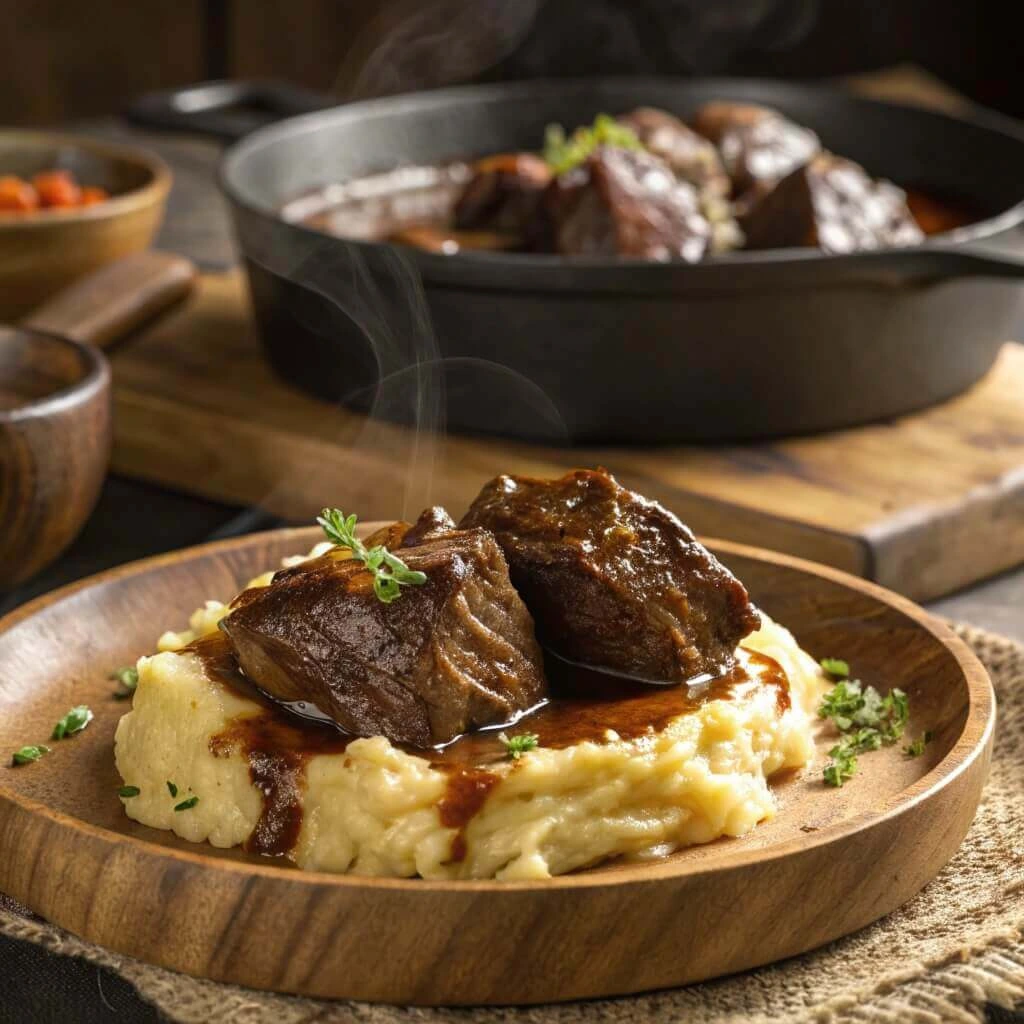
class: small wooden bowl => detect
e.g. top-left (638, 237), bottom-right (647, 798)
top-left (0, 327), bottom-right (111, 589)
top-left (0, 132), bottom-right (171, 319)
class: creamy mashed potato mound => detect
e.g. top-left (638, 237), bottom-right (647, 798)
top-left (116, 548), bottom-right (826, 880)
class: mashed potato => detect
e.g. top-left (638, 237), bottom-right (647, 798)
top-left (116, 549), bottom-right (826, 880)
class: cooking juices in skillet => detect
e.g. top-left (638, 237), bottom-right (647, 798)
top-left (282, 103), bottom-right (977, 260)
top-left (114, 469), bottom-right (826, 878)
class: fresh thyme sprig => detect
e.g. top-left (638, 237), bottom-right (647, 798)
top-left (818, 659), bottom-right (911, 787)
top-left (317, 508), bottom-right (427, 604)
top-left (543, 113), bottom-right (642, 175)
top-left (499, 732), bottom-right (539, 760)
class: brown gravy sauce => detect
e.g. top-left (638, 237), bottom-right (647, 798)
top-left (190, 633), bottom-right (789, 861)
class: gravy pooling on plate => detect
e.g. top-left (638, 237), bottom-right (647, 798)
top-left (191, 626), bottom-right (791, 860)
top-left (115, 468), bottom-right (825, 880)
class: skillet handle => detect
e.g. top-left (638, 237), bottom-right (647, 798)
top-left (125, 80), bottom-right (333, 141)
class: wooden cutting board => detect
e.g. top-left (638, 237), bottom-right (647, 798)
top-left (108, 271), bottom-right (1024, 601)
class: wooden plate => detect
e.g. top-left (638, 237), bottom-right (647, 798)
top-left (0, 527), bottom-right (994, 1005)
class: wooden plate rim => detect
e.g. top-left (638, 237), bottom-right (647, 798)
top-left (0, 526), bottom-right (995, 894)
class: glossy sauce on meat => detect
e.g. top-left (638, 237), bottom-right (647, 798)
top-left (287, 169), bottom-right (976, 250)
top-left (191, 632), bottom-right (787, 859)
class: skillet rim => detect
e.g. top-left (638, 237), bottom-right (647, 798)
top-left (219, 74), bottom-right (1024, 289)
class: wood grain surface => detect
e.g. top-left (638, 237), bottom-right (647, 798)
top-left (0, 526), bottom-right (994, 1004)
top-left (107, 271), bottom-right (1024, 601)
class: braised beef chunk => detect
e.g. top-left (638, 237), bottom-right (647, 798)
top-left (401, 506), bottom-right (458, 547)
top-left (616, 107), bottom-right (742, 252)
top-left (460, 469), bottom-right (761, 681)
top-left (692, 102), bottom-right (820, 210)
top-left (742, 153), bottom-right (925, 253)
top-left (454, 153), bottom-right (552, 237)
top-left (617, 107), bottom-right (730, 199)
top-left (544, 146), bottom-right (711, 261)
top-left (220, 524), bottom-right (547, 748)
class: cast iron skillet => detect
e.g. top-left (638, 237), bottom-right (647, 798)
top-left (132, 77), bottom-right (1024, 443)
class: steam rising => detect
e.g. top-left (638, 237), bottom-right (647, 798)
top-left (247, 236), bottom-right (567, 522)
top-left (336, 0), bottom-right (819, 100)
top-left (246, 0), bottom-right (821, 524)
top-left (336, 0), bottom-right (543, 100)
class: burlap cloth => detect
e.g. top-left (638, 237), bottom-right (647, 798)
top-left (2, 623), bottom-right (1022, 1023)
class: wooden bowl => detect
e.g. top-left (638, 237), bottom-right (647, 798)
top-left (0, 528), bottom-right (994, 1005)
top-left (0, 132), bottom-right (171, 319)
top-left (0, 327), bottom-right (111, 589)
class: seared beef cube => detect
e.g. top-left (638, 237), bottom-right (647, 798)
top-left (692, 102), bottom-right (819, 210)
top-left (545, 146), bottom-right (711, 262)
top-left (617, 107), bottom-right (741, 252)
top-left (617, 107), bottom-right (730, 199)
top-left (742, 153), bottom-right (925, 253)
top-left (460, 469), bottom-right (760, 681)
top-left (220, 524), bottom-right (547, 748)
top-left (454, 153), bottom-right (552, 236)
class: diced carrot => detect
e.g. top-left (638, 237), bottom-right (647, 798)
top-left (79, 186), bottom-right (109, 206)
top-left (33, 170), bottom-right (82, 208)
top-left (0, 175), bottom-right (39, 212)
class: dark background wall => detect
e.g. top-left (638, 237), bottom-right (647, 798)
top-left (2, 0), bottom-right (1021, 125)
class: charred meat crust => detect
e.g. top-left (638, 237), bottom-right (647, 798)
top-left (460, 468), bottom-right (761, 681)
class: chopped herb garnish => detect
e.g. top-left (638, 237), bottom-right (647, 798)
top-left (499, 732), bottom-right (539, 760)
top-left (118, 785), bottom-right (141, 798)
top-left (823, 744), bottom-right (857, 787)
top-left (543, 113), bottom-right (642, 175)
top-left (819, 669), bottom-right (912, 786)
top-left (904, 730), bottom-right (934, 757)
top-left (166, 781), bottom-right (178, 798)
top-left (819, 657), bottom-right (850, 679)
top-left (174, 796), bottom-right (199, 812)
top-left (110, 665), bottom-right (139, 699)
top-left (317, 508), bottom-right (427, 604)
top-left (51, 705), bottom-right (93, 741)
top-left (11, 745), bottom-right (50, 766)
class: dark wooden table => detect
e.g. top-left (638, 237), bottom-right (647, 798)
top-left (2, 116), bottom-right (1022, 1024)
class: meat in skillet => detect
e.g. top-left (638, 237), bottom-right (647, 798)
top-left (617, 107), bottom-right (730, 200)
top-left (454, 153), bottom-right (552, 239)
top-left (219, 510), bottom-right (547, 748)
top-left (460, 469), bottom-right (760, 681)
top-left (543, 146), bottom-right (711, 261)
top-left (616, 107), bottom-right (741, 251)
top-left (741, 152), bottom-right (925, 253)
top-left (692, 101), bottom-right (820, 212)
